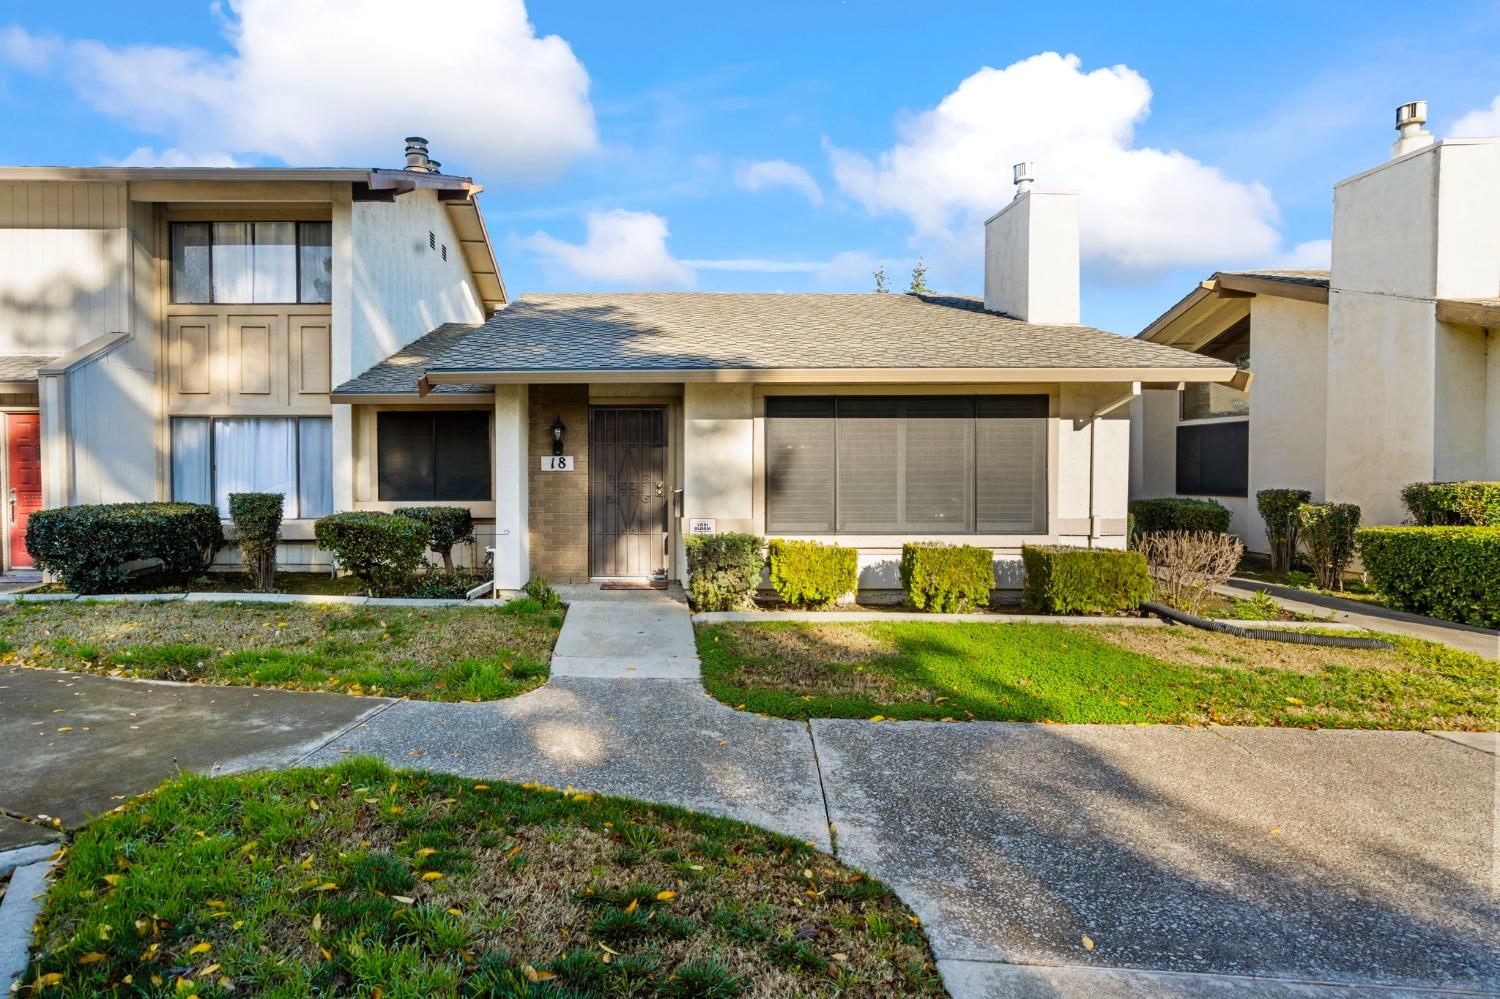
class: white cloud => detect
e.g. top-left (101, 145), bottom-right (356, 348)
top-left (1451, 95), bottom-right (1500, 138)
top-left (682, 258), bottom-right (824, 273)
top-left (1, 0), bottom-right (596, 180)
top-left (734, 159), bottom-right (823, 205)
top-left (1276, 238), bottom-right (1332, 269)
top-left (517, 210), bottom-right (695, 286)
top-left (826, 52), bottom-right (1284, 274)
top-left (112, 146), bottom-right (246, 168)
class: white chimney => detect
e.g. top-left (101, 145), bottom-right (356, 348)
top-left (983, 163), bottom-right (1080, 324)
top-left (1391, 101), bottom-right (1433, 158)
top-left (404, 136), bottom-right (434, 173)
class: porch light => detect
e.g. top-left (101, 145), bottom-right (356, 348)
top-left (551, 415), bottom-right (566, 456)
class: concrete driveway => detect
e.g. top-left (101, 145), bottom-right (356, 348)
top-left (0, 665), bottom-right (385, 846)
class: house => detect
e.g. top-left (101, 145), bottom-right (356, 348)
top-left (1130, 103), bottom-right (1500, 552)
top-left (335, 166), bottom-right (1243, 595)
top-left (0, 138), bottom-right (505, 573)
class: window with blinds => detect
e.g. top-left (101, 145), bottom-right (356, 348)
top-left (376, 411), bottom-right (492, 501)
top-left (1175, 421), bottom-right (1248, 497)
top-left (766, 395), bottom-right (1047, 534)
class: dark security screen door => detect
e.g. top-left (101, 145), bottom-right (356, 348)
top-left (590, 407), bottom-right (669, 577)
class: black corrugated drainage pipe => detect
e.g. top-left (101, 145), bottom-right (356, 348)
top-left (1140, 601), bottom-right (1395, 650)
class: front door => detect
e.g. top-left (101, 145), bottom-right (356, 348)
top-left (6, 414), bottom-right (42, 569)
top-left (590, 407), bottom-right (669, 578)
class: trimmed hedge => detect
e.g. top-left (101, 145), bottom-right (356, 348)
top-left (313, 512), bottom-right (429, 596)
top-left (684, 533), bottom-right (765, 611)
top-left (1400, 481), bottom-right (1500, 527)
top-left (26, 502), bottom-right (224, 594)
top-left (1021, 544), bottom-right (1152, 615)
top-left (393, 506), bottom-right (476, 571)
top-left (1129, 497), bottom-right (1233, 536)
top-left (229, 492), bottom-right (283, 592)
top-left (900, 542), bottom-right (993, 613)
top-left (1357, 526), bottom-right (1500, 628)
top-left (1297, 502), bottom-right (1360, 590)
top-left (1256, 488), bottom-right (1311, 572)
top-left (767, 539), bottom-right (859, 609)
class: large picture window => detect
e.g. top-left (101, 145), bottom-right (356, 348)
top-left (766, 395), bottom-right (1048, 534)
top-left (1175, 420), bottom-right (1248, 497)
top-left (376, 412), bottom-right (492, 502)
top-left (170, 416), bottom-right (333, 518)
top-left (171, 221), bottom-right (332, 304)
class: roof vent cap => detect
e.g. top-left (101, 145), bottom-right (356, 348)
top-left (404, 136), bottom-right (433, 173)
top-left (1012, 161), bottom-right (1035, 198)
top-left (1391, 101), bottom-right (1433, 158)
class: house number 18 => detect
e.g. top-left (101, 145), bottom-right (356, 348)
top-left (540, 456), bottom-right (574, 471)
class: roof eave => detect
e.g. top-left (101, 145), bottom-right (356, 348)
top-left (1212, 272), bottom-right (1330, 304)
top-left (421, 365), bottom-right (1240, 386)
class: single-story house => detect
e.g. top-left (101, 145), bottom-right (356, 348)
top-left (335, 173), bottom-right (1241, 595)
top-left (1130, 104), bottom-right (1500, 551)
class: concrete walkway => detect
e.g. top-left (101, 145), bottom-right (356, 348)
top-left (549, 585), bottom-right (701, 678)
top-left (1220, 578), bottom-right (1499, 659)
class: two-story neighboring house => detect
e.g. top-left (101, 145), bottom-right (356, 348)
top-left (0, 139), bottom-right (504, 573)
top-left (1129, 105), bottom-right (1500, 552)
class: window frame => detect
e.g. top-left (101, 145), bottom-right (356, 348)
top-left (764, 394), bottom-right (1049, 537)
top-left (169, 415), bottom-right (333, 519)
top-left (375, 410), bottom-right (494, 503)
top-left (169, 220), bottom-right (332, 306)
top-left (1174, 418), bottom-right (1249, 498)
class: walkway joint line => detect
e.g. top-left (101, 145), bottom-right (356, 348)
top-left (805, 721), bottom-right (838, 857)
top-left (291, 700), bottom-right (401, 768)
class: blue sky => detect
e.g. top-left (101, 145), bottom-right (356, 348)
top-left (2, 0), bottom-right (1498, 333)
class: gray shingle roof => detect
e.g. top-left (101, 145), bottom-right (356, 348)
top-left (0, 354), bottom-right (57, 382)
top-left (1220, 269), bottom-right (1330, 289)
top-left (336, 292), bottom-right (1229, 395)
top-left (335, 324), bottom-right (493, 396)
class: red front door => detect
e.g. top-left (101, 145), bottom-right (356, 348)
top-left (6, 414), bottom-right (42, 569)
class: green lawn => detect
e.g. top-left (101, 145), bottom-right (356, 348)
top-left (24, 761), bottom-right (940, 998)
top-left (0, 599), bottom-right (561, 701)
top-left (698, 620), bottom-right (1495, 730)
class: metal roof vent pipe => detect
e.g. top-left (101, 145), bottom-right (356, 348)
top-left (1391, 101), bottom-right (1433, 158)
top-left (404, 136), bottom-right (433, 173)
top-left (1013, 161), bottom-right (1035, 198)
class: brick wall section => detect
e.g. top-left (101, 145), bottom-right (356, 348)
top-left (528, 385), bottom-right (590, 582)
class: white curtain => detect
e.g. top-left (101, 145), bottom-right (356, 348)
top-left (170, 418), bottom-right (212, 505)
top-left (214, 418), bottom-right (296, 518)
top-left (297, 418), bottom-right (333, 518)
top-left (252, 222), bottom-right (296, 303)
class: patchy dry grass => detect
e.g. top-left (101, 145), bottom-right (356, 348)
top-left (0, 599), bottom-right (561, 701)
top-left (24, 760), bottom-right (941, 998)
top-left (698, 620), bottom-right (1495, 730)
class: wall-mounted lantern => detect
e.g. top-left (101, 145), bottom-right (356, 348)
top-left (551, 416), bottom-right (566, 456)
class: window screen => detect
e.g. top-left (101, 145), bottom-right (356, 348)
top-left (1176, 421), bottom-right (1248, 497)
top-left (377, 411), bottom-right (491, 501)
top-left (766, 395), bottom-right (1047, 535)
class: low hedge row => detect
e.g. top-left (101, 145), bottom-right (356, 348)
top-left (900, 543), bottom-right (993, 612)
top-left (1357, 526), bottom-right (1499, 628)
top-left (1400, 481), bottom-right (1500, 527)
top-left (1129, 498), bottom-right (1233, 535)
top-left (26, 502), bottom-right (224, 594)
top-left (767, 539), bottom-right (858, 609)
top-left (1021, 545), bottom-right (1151, 615)
top-left (684, 533), bottom-right (766, 611)
top-left (313, 512), bottom-right (429, 596)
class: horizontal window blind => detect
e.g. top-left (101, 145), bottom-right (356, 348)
top-left (1175, 421), bottom-right (1248, 497)
top-left (766, 395), bottom-right (1048, 535)
top-left (377, 411), bottom-right (492, 501)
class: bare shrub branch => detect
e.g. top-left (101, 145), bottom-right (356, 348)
top-left (1137, 530), bottom-right (1244, 615)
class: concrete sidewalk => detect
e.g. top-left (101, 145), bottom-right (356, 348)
top-left (550, 586), bottom-right (702, 678)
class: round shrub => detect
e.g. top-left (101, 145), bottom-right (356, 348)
top-left (767, 539), bottom-right (859, 609)
top-left (1129, 498), bottom-right (1233, 536)
top-left (1021, 544), bottom-right (1151, 615)
top-left (1399, 481), bottom-right (1500, 527)
top-left (229, 492), bottom-right (284, 592)
top-left (1357, 526), bottom-right (1499, 628)
top-left (684, 533), bottom-right (765, 611)
top-left (26, 502), bottom-right (224, 594)
top-left (1296, 502), bottom-right (1360, 590)
top-left (392, 506), bottom-right (475, 571)
top-left (313, 512), bottom-right (428, 596)
top-left (1256, 488), bottom-right (1312, 572)
top-left (900, 542), bottom-right (993, 613)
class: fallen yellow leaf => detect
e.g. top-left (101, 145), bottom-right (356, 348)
top-left (391, 895), bottom-right (415, 905)
top-left (421, 871), bottom-right (443, 882)
top-left (1284, 696), bottom-right (1305, 706)
top-left (415, 848), bottom-right (438, 859)
top-left (78, 952), bottom-right (106, 964)
top-left (34, 972), bottom-right (63, 987)
top-left (624, 899), bottom-right (639, 914)
top-left (655, 890), bottom-right (676, 901)
top-left (1082, 935), bottom-right (1095, 951)
top-left (188, 943), bottom-right (212, 956)
top-left (521, 964), bottom-right (556, 982)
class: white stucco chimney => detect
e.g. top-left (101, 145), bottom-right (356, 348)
top-left (404, 136), bottom-right (434, 173)
top-left (983, 163), bottom-right (1080, 324)
top-left (1391, 101), bottom-right (1433, 158)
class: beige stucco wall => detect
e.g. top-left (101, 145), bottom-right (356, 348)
top-left (1434, 323), bottom-right (1492, 480)
top-left (349, 189), bottom-right (484, 380)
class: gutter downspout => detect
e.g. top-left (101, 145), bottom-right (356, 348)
top-left (1087, 382), bottom-right (1140, 548)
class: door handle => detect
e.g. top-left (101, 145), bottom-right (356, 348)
top-left (656, 481), bottom-right (664, 497)
top-left (7, 489), bottom-right (13, 526)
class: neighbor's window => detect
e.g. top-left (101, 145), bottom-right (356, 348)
top-left (765, 395), bottom-right (1047, 534)
top-left (1175, 421), bottom-right (1248, 497)
top-left (376, 411), bottom-right (492, 502)
top-left (170, 416), bottom-right (333, 518)
top-left (1181, 322), bottom-right (1250, 420)
top-left (170, 221), bottom-right (332, 305)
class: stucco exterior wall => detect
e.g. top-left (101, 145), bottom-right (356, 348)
top-left (1434, 323), bottom-right (1491, 480)
top-left (349, 189), bottom-right (484, 380)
